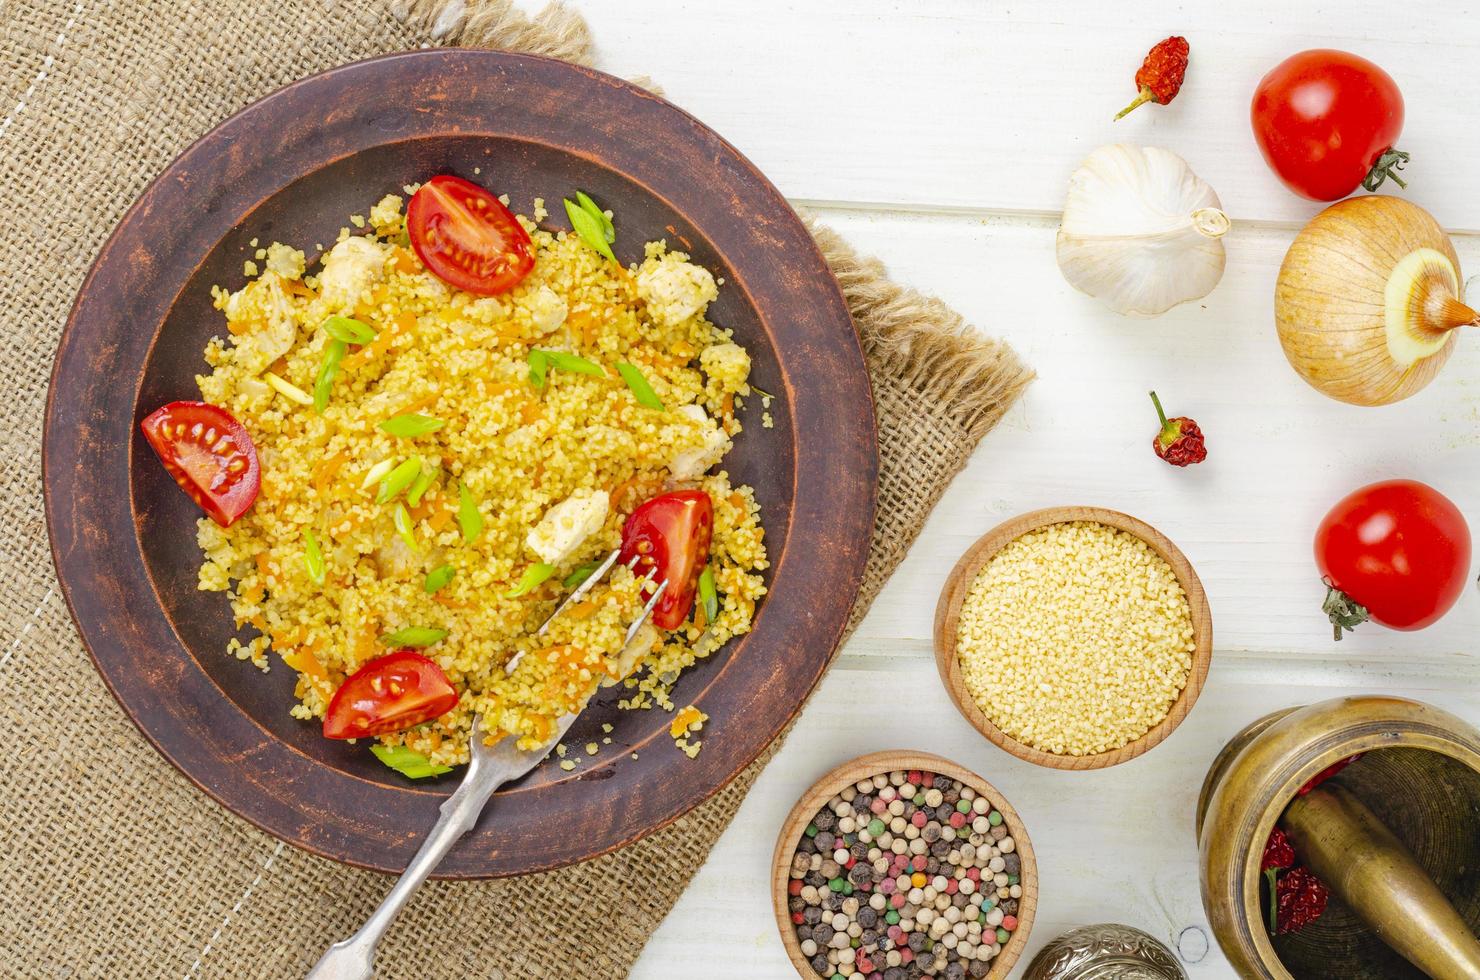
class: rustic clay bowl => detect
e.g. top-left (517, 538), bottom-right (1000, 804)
top-left (933, 507), bottom-right (1213, 770)
top-left (43, 51), bottom-right (877, 876)
top-left (770, 750), bottom-right (1038, 980)
top-left (1198, 696), bottom-right (1480, 979)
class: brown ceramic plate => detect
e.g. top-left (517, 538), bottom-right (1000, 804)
top-left (43, 50), bottom-right (876, 877)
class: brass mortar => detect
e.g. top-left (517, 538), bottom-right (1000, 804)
top-left (1197, 696), bottom-right (1480, 979)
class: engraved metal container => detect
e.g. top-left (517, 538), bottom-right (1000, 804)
top-left (1023, 924), bottom-right (1188, 980)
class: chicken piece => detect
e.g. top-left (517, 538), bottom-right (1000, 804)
top-left (635, 252), bottom-right (717, 327)
top-left (221, 272), bottom-right (299, 375)
top-left (318, 235), bottom-right (387, 311)
top-left (526, 488), bottom-right (610, 565)
top-left (526, 284), bottom-right (568, 335)
top-left (667, 404), bottom-right (731, 481)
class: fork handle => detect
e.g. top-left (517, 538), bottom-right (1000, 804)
top-left (305, 754), bottom-right (508, 980)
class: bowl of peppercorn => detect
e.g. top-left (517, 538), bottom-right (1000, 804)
top-left (771, 750), bottom-right (1037, 980)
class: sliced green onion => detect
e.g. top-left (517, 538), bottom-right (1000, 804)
top-left (528, 349), bottom-right (605, 390)
top-left (545, 350), bottom-right (606, 377)
top-left (424, 564), bottom-right (456, 594)
top-left (381, 626), bottom-right (447, 648)
top-left (505, 563), bottom-right (556, 598)
top-left (379, 413), bottom-right (446, 438)
top-left (528, 349), bottom-right (550, 390)
top-left (576, 191), bottom-right (615, 243)
top-left (616, 362), bottom-right (664, 411)
top-left (303, 530), bottom-right (326, 586)
top-left (406, 462), bottom-right (438, 508)
top-left (370, 743), bottom-right (453, 779)
top-left (360, 457), bottom-right (397, 490)
top-left (322, 315), bottom-right (377, 345)
top-left (458, 482), bottom-right (484, 544)
top-left (313, 339), bottom-right (348, 414)
top-left (393, 502), bottom-right (418, 553)
top-left (698, 565), bottom-right (718, 623)
top-left (264, 371), bottom-right (314, 406)
top-left (750, 384), bottom-right (775, 400)
top-left (392, 229), bottom-right (412, 249)
top-left (563, 561), bottom-right (602, 590)
top-left (564, 197), bottom-right (617, 263)
top-left (376, 456), bottom-right (421, 504)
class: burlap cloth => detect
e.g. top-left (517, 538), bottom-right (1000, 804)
top-left (0, 1), bottom-right (1032, 976)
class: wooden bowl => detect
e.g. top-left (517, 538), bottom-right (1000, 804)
top-left (770, 750), bottom-right (1038, 980)
top-left (932, 507), bottom-right (1212, 770)
top-left (42, 50), bottom-right (877, 877)
top-left (1198, 696), bottom-right (1480, 979)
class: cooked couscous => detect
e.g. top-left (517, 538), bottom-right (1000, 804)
top-left (162, 178), bottom-right (769, 772)
top-left (954, 521), bottom-right (1194, 756)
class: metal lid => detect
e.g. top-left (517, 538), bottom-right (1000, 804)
top-left (1023, 924), bottom-right (1188, 980)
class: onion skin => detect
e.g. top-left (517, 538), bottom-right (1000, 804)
top-left (1275, 196), bottom-right (1477, 406)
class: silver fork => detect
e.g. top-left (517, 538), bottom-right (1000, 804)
top-left (307, 580), bottom-right (670, 980)
top-left (304, 712), bottom-right (577, 980)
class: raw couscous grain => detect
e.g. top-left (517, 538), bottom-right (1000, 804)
top-left (954, 521), bottom-right (1193, 756)
top-left (192, 191), bottom-right (767, 768)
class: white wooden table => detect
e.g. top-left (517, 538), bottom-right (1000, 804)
top-left (533, 3), bottom-right (1480, 976)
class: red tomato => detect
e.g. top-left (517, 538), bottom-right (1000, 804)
top-left (406, 174), bottom-right (535, 295)
top-left (140, 401), bottom-right (261, 527)
top-left (1314, 479), bottom-right (1470, 637)
top-left (1251, 49), bottom-right (1406, 201)
top-left (323, 650), bottom-right (459, 740)
top-left (619, 490), bottom-right (714, 631)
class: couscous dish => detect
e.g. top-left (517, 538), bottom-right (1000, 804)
top-left (139, 174), bottom-right (768, 776)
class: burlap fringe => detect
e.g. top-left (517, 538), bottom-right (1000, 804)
top-left (396, 0), bottom-right (595, 65)
top-left (805, 218), bottom-right (1035, 441)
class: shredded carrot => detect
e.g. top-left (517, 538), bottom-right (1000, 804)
top-left (721, 392), bottom-right (735, 418)
top-left (567, 600), bottom-right (598, 620)
top-left (249, 614), bottom-right (268, 633)
top-left (432, 593), bottom-right (470, 609)
top-left (239, 583), bottom-right (265, 605)
top-left (344, 312), bottom-right (414, 368)
top-left (729, 492), bottom-right (746, 511)
top-left (520, 401), bottom-right (543, 425)
top-left (692, 601), bottom-right (707, 632)
top-left (671, 340), bottom-right (696, 359)
top-left (270, 625), bottom-right (305, 650)
top-left (609, 475), bottom-right (640, 510)
top-left (254, 553), bottom-right (274, 583)
top-left (282, 278), bottom-right (315, 299)
top-left (670, 706), bottom-right (704, 739)
top-left (354, 622), bottom-right (377, 662)
top-left (266, 355), bottom-right (290, 376)
top-left (398, 391), bottom-right (439, 415)
top-left (530, 714), bottom-right (552, 741)
top-left (393, 248), bottom-right (420, 274)
top-left (408, 497), bottom-right (436, 523)
top-left (311, 452), bottom-right (349, 492)
top-left (428, 504), bottom-right (456, 532)
top-left (283, 648), bottom-right (329, 683)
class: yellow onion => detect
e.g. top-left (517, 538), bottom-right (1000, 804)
top-left (1276, 196), bottom-right (1477, 406)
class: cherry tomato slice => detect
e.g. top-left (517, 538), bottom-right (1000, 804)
top-left (322, 650), bottom-right (459, 740)
top-left (619, 490), bottom-right (714, 631)
top-left (140, 401), bottom-right (261, 527)
top-left (406, 174), bottom-right (535, 295)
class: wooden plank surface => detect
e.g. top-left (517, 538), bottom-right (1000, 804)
top-left (570, 2), bottom-right (1480, 976)
top-left (575, 0), bottom-right (1480, 230)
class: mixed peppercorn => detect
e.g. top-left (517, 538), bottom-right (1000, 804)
top-left (786, 770), bottom-right (1023, 979)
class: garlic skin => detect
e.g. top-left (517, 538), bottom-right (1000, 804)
top-left (1056, 144), bottom-right (1229, 317)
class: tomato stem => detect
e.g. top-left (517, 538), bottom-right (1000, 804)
top-left (1362, 147), bottom-right (1410, 192)
top-left (1320, 577), bottom-right (1370, 641)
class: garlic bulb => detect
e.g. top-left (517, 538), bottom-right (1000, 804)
top-left (1056, 143), bottom-right (1230, 317)
top-left (1276, 196), bottom-right (1477, 406)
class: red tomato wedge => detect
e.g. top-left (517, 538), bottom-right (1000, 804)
top-left (140, 401), bottom-right (261, 527)
top-left (406, 174), bottom-right (535, 295)
top-left (322, 650), bottom-right (459, 740)
top-left (619, 490), bottom-right (714, 631)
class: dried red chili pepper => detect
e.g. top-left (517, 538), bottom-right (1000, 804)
top-left (1116, 36), bottom-right (1190, 120)
top-left (1150, 391), bottom-right (1207, 466)
top-left (1262, 828), bottom-right (1295, 871)
top-left (1276, 867), bottom-right (1330, 934)
top-left (1261, 828), bottom-right (1297, 935)
top-left (1299, 754), bottom-right (1364, 795)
